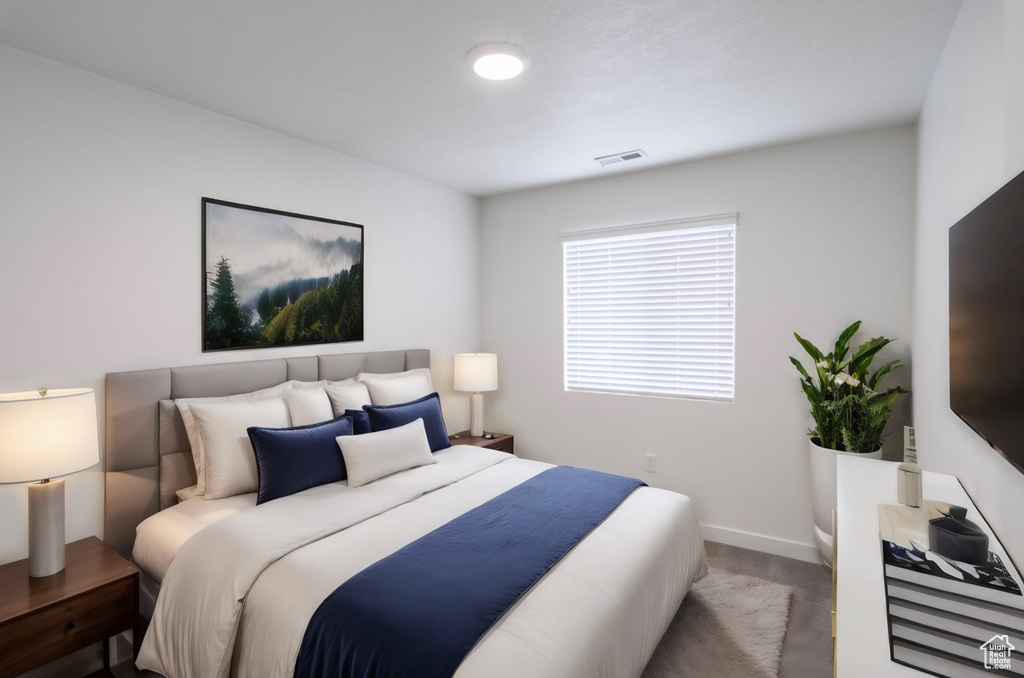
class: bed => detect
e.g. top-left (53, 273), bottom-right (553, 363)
top-left (103, 349), bottom-right (707, 678)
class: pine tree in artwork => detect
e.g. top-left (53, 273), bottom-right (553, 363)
top-left (206, 256), bottom-right (247, 349)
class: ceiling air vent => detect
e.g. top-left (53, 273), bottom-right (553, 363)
top-left (595, 149), bottom-right (648, 167)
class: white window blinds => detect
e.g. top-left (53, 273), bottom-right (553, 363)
top-left (561, 214), bottom-right (736, 402)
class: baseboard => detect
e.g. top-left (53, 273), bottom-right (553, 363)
top-left (700, 523), bottom-right (823, 564)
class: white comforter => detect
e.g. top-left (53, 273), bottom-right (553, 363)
top-left (137, 446), bottom-right (707, 678)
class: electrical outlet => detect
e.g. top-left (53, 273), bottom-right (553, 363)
top-left (644, 453), bottom-right (656, 473)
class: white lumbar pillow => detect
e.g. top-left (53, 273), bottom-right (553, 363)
top-left (337, 418), bottom-right (436, 488)
top-left (358, 368), bottom-right (433, 406)
top-left (175, 383), bottom-right (290, 496)
top-left (282, 379), bottom-right (329, 390)
top-left (327, 376), bottom-right (361, 387)
top-left (189, 398), bottom-right (291, 499)
top-left (324, 381), bottom-right (372, 415)
top-left (283, 387), bottom-right (334, 426)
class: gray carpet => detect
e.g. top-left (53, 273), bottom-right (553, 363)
top-left (643, 568), bottom-right (793, 678)
top-left (703, 541), bottom-right (834, 678)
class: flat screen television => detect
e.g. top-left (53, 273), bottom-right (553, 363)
top-left (949, 167), bottom-right (1024, 474)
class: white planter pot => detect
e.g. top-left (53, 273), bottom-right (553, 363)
top-left (809, 438), bottom-right (881, 566)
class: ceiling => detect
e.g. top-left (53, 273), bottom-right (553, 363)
top-left (0, 0), bottom-right (962, 197)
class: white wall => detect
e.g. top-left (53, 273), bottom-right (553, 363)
top-left (480, 127), bottom-right (917, 562)
top-left (0, 46), bottom-right (481, 566)
top-left (914, 1), bottom-right (1024, 561)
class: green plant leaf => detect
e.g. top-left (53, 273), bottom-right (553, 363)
top-left (790, 356), bottom-right (811, 381)
top-left (833, 320), bottom-right (861, 363)
top-left (868, 386), bottom-right (907, 412)
top-left (848, 335), bottom-right (892, 376)
top-left (867, 360), bottom-right (903, 389)
top-left (794, 332), bottom-right (824, 363)
top-left (800, 380), bottom-right (823, 406)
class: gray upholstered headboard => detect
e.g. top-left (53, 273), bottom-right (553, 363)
top-left (104, 349), bottom-right (429, 558)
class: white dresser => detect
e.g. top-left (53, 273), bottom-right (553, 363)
top-left (835, 456), bottom-right (1020, 676)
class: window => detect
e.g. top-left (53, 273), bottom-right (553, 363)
top-left (561, 214), bottom-right (736, 402)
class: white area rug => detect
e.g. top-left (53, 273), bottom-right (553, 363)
top-left (642, 568), bottom-right (793, 678)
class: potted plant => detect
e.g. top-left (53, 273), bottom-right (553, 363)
top-left (790, 320), bottom-right (907, 564)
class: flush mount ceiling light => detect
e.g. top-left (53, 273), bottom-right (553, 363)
top-left (467, 43), bottom-right (530, 80)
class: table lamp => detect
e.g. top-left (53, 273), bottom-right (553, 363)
top-left (453, 353), bottom-right (498, 437)
top-left (0, 388), bottom-right (99, 577)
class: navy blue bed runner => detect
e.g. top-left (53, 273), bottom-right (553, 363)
top-left (294, 466), bottom-right (645, 678)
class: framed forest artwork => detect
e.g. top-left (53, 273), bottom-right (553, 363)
top-left (202, 198), bottom-right (364, 351)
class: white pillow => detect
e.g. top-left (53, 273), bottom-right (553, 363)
top-left (325, 382), bottom-right (372, 415)
top-left (337, 419), bottom-right (436, 488)
top-left (284, 387), bottom-right (334, 426)
top-left (176, 383), bottom-right (289, 496)
top-left (283, 379), bottom-right (329, 389)
top-left (189, 398), bottom-right (291, 499)
top-left (357, 367), bottom-right (434, 390)
top-left (358, 368), bottom-right (434, 406)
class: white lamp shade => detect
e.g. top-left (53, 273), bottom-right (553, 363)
top-left (454, 354), bottom-right (498, 392)
top-left (0, 388), bottom-right (99, 484)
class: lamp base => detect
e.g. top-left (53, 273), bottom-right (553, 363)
top-left (469, 392), bottom-right (485, 437)
top-left (28, 479), bottom-right (65, 578)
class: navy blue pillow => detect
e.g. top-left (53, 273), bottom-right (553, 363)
top-left (344, 409), bottom-right (372, 435)
top-left (247, 415), bottom-right (354, 504)
top-left (364, 393), bottom-right (451, 452)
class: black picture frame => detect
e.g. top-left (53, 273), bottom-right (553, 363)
top-left (201, 198), bottom-right (364, 352)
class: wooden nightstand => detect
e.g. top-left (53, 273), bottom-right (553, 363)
top-left (450, 430), bottom-right (514, 454)
top-left (0, 536), bottom-right (140, 677)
